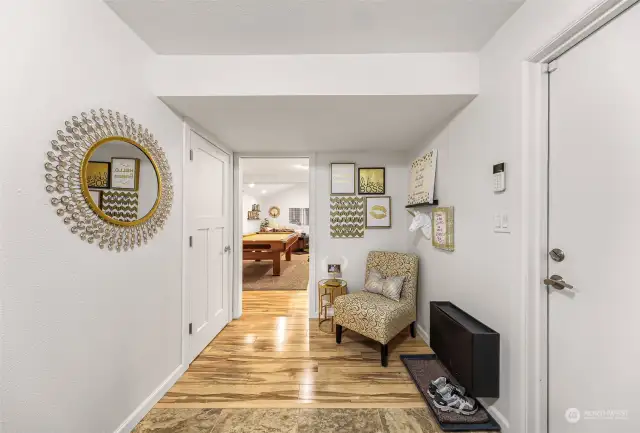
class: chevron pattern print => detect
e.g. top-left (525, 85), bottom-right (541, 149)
top-left (102, 191), bottom-right (139, 222)
top-left (330, 196), bottom-right (365, 238)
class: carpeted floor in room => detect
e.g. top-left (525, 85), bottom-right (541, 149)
top-left (243, 252), bottom-right (309, 291)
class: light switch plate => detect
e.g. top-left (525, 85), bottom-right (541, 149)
top-left (494, 212), bottom-right (511, 233)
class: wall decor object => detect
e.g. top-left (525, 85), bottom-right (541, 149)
top-left (247, 210), bottom-right (260, 220)
top-left (358, 167), bottom-right (385, 195)
top-left (102, 191), bottom-right (139, 222)
top-left (408, 149), bottom-right (438, 205)
top-left (111, 157), bottom-right (140, 190)
top-left (329, 196), bottom-right (364, 238)
top-left (86, 161), bottom-right (110, 189)
top-left (432, 206), bottom-right (454, 251)
top-left (365, 196), bottom-right (391, 228)
top-left (269, 206), bottom-right (281, 218)
top-left (45, 109), bottom-right (173, 251)
top-left (331, 163), bottom-right (356, 195)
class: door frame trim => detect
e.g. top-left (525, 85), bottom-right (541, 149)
top-left (233, 153), bottom-right (317, 319)
top-left (182, 119), bottom-right (234, 367)
top-left (522, 1), bottom-right (638, 432)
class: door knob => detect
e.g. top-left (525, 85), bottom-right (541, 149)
top-left (544, 274), bottom-right (574, 290)
top-left (224, 245), bottom-right (231, 253)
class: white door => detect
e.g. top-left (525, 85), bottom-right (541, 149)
top-left (548, 4), bottom-right (640, 432)
top-left (187, 130), bottom-right (231, 362)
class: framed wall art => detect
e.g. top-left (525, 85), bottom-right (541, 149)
top-left (358, 167), bottom-right (385, 195)
top-left (432, 206), bottom-right (454, 251)
top-left (111, 157), bottom-right (140, 190)
top-left (365, 196), bottom-right (391, 228)
top-left (408, 149), bottom-right (437, 205)
top-left (330, 163), bottom-right (356, 195)
top-left (86, 161), bottom-right (110, 189)
top-left (330, 196), bottom-right (364, 238)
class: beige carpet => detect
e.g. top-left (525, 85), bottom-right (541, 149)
top-left (243, 253), bottom-right (309, 291)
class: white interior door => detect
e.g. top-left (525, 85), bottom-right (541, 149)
top-left (187, 130), bottom-right (231, 362)
top-left (547, 4), bottom-right (640, 432)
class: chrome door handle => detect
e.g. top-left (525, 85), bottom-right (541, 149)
top-left (544, 274), bottom-right (574, 290)
top-left (224, 245), bottom-right (231, 253)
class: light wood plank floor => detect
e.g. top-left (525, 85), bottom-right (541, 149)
top-left (156, 290), bottom-right (432, 408)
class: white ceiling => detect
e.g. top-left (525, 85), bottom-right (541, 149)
top-left (163, 95), bottom-right (475, 152)
top-left (105, 0), bottom-right (524, 55)
top-left (242, 182), bottom-right (300, 197)
top-left (242, 158), bottom-right (310, 184)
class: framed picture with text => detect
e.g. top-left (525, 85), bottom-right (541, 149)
top-left (331, 163), bottom-right (356, 195)
top-left (358, 167), bottom-right (385, 195)
top-left (111, 158), bottom-right (140, 191)
top-left (86, 161), bottom-right (110, 189)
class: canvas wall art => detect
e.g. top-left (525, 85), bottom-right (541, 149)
top-left (432, 206), bottom-right (454, 251)
top-left (408, 149), bottom-right (437, 205)
top-left (102, 190), bottom-right (139, 222)
top-left (329, 196), bottom-right (364, 238)
top-left (111, 158), bottom-right (140, 190)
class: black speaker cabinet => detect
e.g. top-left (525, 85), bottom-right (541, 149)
top-left (430, 301), bottom-right (500, 398)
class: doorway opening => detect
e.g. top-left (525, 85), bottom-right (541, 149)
top-left (239, 157), bottom-right (311, 314)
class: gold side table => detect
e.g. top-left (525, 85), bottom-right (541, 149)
top-left (318, 279), bottom-right (348, 333)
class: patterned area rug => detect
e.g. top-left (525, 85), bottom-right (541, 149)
top-left (243, 253), bottom-right (309, 291)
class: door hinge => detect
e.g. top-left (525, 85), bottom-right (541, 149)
top-left (545, 60), bottom-right (558, 74)
top-left (189, 236), bottom-right (193, 247)
top-left (189, 323), bottom-right (193, 335)
top-left (189, 149), bottom-right (194, 161)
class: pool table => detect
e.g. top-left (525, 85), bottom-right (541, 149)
top-left (242, 232), bottom-right (300, 276)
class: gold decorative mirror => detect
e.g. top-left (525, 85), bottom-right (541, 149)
top-left (269, 206), bottom-right (280, 218)
top-left (46, 109), bottom-right (173, 251)
top-left (81, 137), bottom-right (161, 226)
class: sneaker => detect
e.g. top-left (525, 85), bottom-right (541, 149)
top-left (427, 377), bottom-right (449, 398)
top-left (434, 382), bottom-right (466, 400)
top-left (434, 392), bottom-right (478, 416)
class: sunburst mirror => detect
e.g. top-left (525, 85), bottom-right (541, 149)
top-left (45, 109), bottom-right (173, 251)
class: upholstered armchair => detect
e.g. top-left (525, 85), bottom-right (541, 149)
top-left (334, 251), bottom-right (419, 367)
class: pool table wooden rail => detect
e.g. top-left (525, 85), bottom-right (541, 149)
top-left (242, 233), bottom-right (299, 276)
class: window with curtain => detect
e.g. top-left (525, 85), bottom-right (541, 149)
top-left (289, 207), bottom-right (309, 225)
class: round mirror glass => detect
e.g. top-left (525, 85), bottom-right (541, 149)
top-left (81, 137), bottom-right (161, 226)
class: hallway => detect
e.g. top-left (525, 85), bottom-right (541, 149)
top-left (155, 290), bottom-right (432, 408)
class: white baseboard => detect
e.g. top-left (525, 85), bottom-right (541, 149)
top-left (477, 398), bottom-right (510, 430)
top-left (113, 363), bottom-right (186, 433)
top-left (416, 323), bottom-right (430, 345)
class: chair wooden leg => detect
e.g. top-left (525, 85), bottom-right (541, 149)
top-left (381, 343), bottom-right (388, 367)
top-left (410, 321), bottom-right (416, 338)
top-left (336, 325), bottom-right (342, 344)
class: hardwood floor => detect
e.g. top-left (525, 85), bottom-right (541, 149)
top-left (156, 290), bottom-right (432, 408)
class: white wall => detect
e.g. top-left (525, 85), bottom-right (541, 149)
top-left (408, 0), bottom-right (605, 431)
top-left (314, 152), bottom-right (409, 316)
top-left (261, 184), bottom-right (310, 233)
top-left (242, 193), bottom-right (262, 234)
top-left (0, 1), bottom-right (184, 433)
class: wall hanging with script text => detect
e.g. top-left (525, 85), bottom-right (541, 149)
top-left (432, 206), bottom-right (454, 251)
top-left (408, 150), bottom-right (437, 205)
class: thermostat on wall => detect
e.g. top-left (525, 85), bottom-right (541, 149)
top-left (493, 162), bottom-right (506, 192)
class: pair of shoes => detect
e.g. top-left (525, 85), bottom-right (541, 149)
top-left (428, 377), bottom-right (478, 416)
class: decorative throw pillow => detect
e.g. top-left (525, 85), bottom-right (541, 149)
top-left (364, 269), bottom-right (406, 301)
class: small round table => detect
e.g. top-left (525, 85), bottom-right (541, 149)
top-left (318, 279), bottom-right (348, 333)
